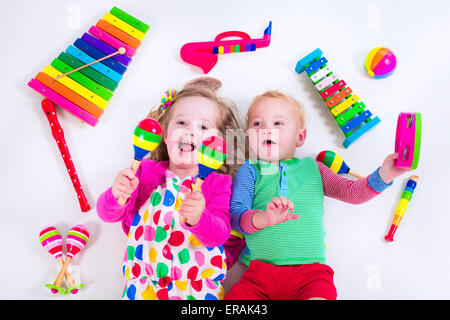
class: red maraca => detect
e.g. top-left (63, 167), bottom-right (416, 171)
top-left (40, 226), bottom-right (76, 294)
top-left (117, 118), bottom-right (163, 205)
top-left (52, 225), bottom-right (89, 290)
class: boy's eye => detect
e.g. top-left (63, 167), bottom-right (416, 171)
top-left (201, 125), bottom-right (208, 130)
top-left (274, 121), bottom-right (284, 126)
top-left (252, 121), bottom-right (262, 127)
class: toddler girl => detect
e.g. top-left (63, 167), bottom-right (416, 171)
top-left (97, 77), bottom-right (242, 300)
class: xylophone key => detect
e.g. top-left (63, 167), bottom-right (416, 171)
top-left (35, 72), bottom-right (104, 118)
top-left (74, 39), bottom-right (127, 74)
top-left (50, 58), bottom-right (113, 101)
top-left (320, 80), bottom-right (346, 99)
top-left (326, 87), bottom-right (352, 108)
top-left (310, 66), bottom-right (332, 83)
top-left (42, 65), bottom-right (108, 109)
top-left (341, 110), bottom-right (372, 134)
top-left (103, 12), bottom-right (146, 41)
top-left (96, 19), bottom-right (141, 49)
top-left (331, 94), bottom-right (359, 116)
top-left (66, 45), bottom-right (123, 82)
top-left (89, 26), bottom-right (137, 57)
top-left (315, 74), bottom-right (338, 91)
top-left (81, 33), bottom-right (132, 66)
top-left (110, 7), bottom-right (150, 33)
top-left (305, 57), bottom-right (328, 75)
top-left (28, 79), bottom-right (99, 126)
top-left (103, 12), bottom-right (145, 41)
top-left (58, 52), bottom-right (118, 92)
top-left (335, 101), bottom-right (365, 127)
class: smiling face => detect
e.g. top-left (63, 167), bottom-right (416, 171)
top-left (247, 96), bottom-right (306, 164)
top-left (164, 96), bottom-right (220, 170)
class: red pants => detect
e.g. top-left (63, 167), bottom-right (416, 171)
top-left (224, 260), bottom-right (337, 300)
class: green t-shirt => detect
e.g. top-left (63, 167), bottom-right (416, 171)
top-left (242, 157), bottom-right (326, 265)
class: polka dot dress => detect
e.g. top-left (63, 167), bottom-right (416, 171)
top-left (122, 170), bottom-right (227, 300)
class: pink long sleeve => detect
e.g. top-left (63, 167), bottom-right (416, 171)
top-left (96, 159), bottom-right (169, 234)
top-left (317, 161), bottom-right (379, 204)
top-left (96, 159), bottom-right (231, 247)
top-left (238, 161), bottom-right (382, 234)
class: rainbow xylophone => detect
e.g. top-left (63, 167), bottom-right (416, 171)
top-left (28, 7), bottom-right (149, 212)
top-left (28, 6), bottom-right (149, 126)
top-left (295, 48), bottom-right (381, 148)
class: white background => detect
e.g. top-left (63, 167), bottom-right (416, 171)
top-left (1, 0), bottom-right (449, 299)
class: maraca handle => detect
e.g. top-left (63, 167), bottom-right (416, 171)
top-left (117, 159), bottom-right (141, 205)
top-left (54, 257), bottom-right (72, 288)
top-left (179, 178), bottom-right (204, 224)
top-left (41, 99), bottom-right (91, 212)
top-left (56, 256), bottom-right (76, 287)
top-left (348, 170), bottom-right (365, 180)
top-left (192, 178), bottom-right (204, 192)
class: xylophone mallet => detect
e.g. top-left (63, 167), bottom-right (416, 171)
top-left (54, 47), bottom-right (126, 80)
top-left (385, 175), bottom-right (419, 242)
top-left (180, 136), bottom-right (227, 223)
top-left (117, 118), bottom-right (162, 205)
top-left (316, 150), bottom-right (365, 179)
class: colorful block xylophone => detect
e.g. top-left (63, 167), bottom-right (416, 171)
top-left (295, 48), bottom-right (381, 148)
top-left (27, 7), bottom-right (149, 212)
top-left (28, 6), bottom-right (149, 126)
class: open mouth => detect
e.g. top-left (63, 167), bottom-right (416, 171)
top-left (262, 139), bottom-right (276, 146)
top-left (178, 140), bottom-right (196, 152)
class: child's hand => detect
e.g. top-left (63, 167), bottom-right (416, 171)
top-left (378, 153), bottom-right (411, 184)
top-left (112, 168), bottom-right (139, 203)
top-left (179, 191), bottom-right (206, 226)
top-left (253, 196), bottom-right (299, 229)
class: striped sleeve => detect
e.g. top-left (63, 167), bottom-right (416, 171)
top-left (229, 162), bottom-right (258, 234)
top-left (317, 161), bottom-right (391, 204)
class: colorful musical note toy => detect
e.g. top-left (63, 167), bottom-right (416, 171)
top-left (117, 118), bottom-right (163, 205)
top-left (51, 225), bottom-right (89, 293)
top-left (179, 136), bottom-right (227, 223)
top-left (295, 48), bottom-right (381, 148)
top-left (39, 226), bottom-right (79, 294)
top-left (316, 150), bottom-right (364, 179)
top-left (28, 7), bottom-right (149, 212)
top-left (394, 112), bottom-right (422, 169)
top-left (385, 175), bottom-right (419, 242)
top-left (180, 21), bottom-right (272, 74)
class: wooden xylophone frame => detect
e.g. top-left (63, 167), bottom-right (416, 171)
top-left (295, 48), bottom-right (381, 148)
